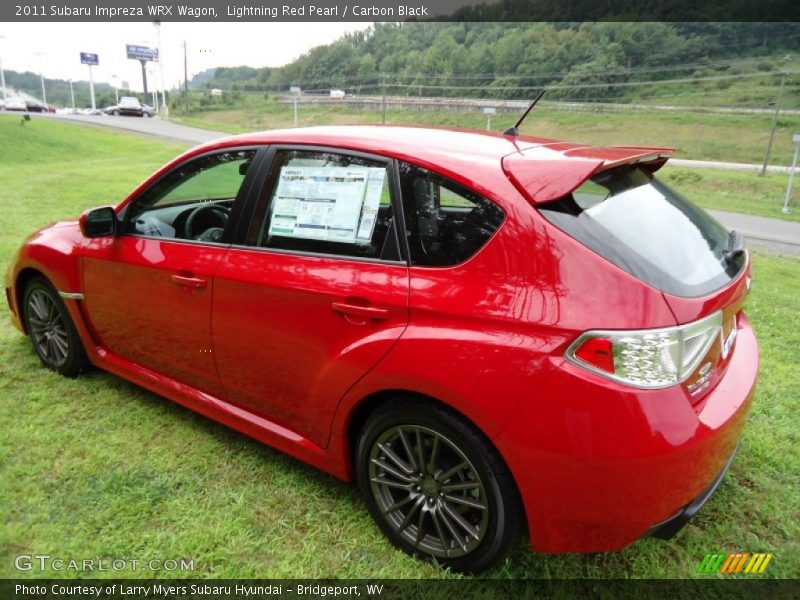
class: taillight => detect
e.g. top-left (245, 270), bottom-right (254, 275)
top-left (566, 311), bottom-right (723, 389)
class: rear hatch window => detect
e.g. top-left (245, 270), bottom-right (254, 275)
top-left (538, 166), bottom-right (745, 298)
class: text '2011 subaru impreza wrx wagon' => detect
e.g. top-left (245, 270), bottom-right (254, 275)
top-left (5, 125), bottom-right (757, 572)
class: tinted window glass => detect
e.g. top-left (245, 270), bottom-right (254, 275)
top-left (249, 150), bottom-right (395, 260)
top-left (124, 150), bottom-right (255, 242)
top-left (539, 166), bottom-right (745, 297)
top-left (398, 163), bottom-right (505, 266)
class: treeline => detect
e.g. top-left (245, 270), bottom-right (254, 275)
top-left (196, 22), bottom-right (799, 100)
top-left (2, 70), bottom-right (121, 108)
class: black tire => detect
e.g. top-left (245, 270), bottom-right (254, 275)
top-left (23, 277), bottom-right (90, 377)
top-left (355, 399), bottom-right (523, 573)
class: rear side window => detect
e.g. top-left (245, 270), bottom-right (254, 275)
top-left (398, 162), bottom-right (504, 266)
top-left (539, 166), bottom-right (745, 297)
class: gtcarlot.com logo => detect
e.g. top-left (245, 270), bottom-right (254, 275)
top-left (14, 554), bottom-right (195, 572)
top-left (697, 552), bottom-right (773, 575)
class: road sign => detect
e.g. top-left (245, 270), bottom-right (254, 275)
top-left (794, 133), bottom-right (800, 144)
top-left (126, 44), bottom-right (158, 62)
top-left (483, 107), bottom-right (497, 115)
top-left (121, 81), bottom-right (129, 90)
top-left (80, 52), bottom-right (99, 66)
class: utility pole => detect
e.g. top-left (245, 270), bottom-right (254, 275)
top-left (153, 21), bottom-right (167, 116)
top-left (87, 63), bottom-right (95, 111)
top-left (782, 134), bottom-right (800, 214)
top-left (35, 51), bottom-right (47, 105)
top-left (0, 35), bottom-right (7, 101)
top-left (381, 73), bottom-right (386, 124)
top-left (69, 79), bottom-right (75, 109)
top-left (183, 40), bottom-right (189, 112)
top-left (761, 61), bottom-right (790, 176)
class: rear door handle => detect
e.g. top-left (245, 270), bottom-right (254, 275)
top-left (331, 301), bottom-right (389, 320)
top-left (171, 274), bottom-right (207, 289)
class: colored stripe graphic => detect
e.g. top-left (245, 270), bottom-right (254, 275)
top-left (697, 553), bottom-right (773, 574)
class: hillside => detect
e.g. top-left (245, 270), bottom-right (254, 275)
top-left (191, 22), bottom-right (800, 107)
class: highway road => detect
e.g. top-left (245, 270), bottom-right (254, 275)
top-left (32, 112), bottom-right (800, 255)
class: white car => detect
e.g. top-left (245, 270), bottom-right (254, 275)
top-left (4, 97), bottom-right (28, 112)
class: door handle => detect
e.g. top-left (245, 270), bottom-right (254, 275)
top-left (170, 274), bottom-right (207, 289)
top-left (331, 301), bottom-right (389, 320)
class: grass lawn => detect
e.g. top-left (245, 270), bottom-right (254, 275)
top-left (170, 96), bottom-right (800, 167)
top-left (0, 116), bottom-right (798, 579)
top-left (172, 99), bottom-right (800, 222)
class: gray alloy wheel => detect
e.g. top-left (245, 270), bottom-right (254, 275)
top-left (23, 277), bottom-right (89, 377)
top-left (26, 288), bottom-right (70, 367)
top-left (356, 401), bottom-right (523, 573)
top-left (368, 425), bottom-right (490, 558)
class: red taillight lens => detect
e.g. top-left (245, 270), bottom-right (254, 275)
top-left (566, 311), bottom-right (724, 389)
top-left (573, 337), bottom-right (614, 373)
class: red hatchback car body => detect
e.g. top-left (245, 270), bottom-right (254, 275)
top-left (5, 126), bottom-right (757, 571)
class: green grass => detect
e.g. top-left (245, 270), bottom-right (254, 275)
top-left (661, 167), bottom-right (800, 223)
top-left (170, 95), bottom-right (800, 167)
top-left (172, 99), bottom-right (800, 221)
top-left (1, 116), bottom-right (798, 579)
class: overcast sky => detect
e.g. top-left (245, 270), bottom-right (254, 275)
top-left (0, 22), bottom-right (371, 92)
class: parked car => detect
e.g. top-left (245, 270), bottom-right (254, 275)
top-left (4, 126), bottom-right (757, 573)
top-left (106, 96), bottom-right (152, 117)
top-left (4, 96), bottom-right (28, 111)
top-left (25, 100), bottom-right (47, 113)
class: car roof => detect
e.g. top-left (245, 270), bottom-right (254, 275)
top-left (191, 125), bottom-right (674, 205)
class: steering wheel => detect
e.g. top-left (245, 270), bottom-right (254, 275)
top-left (184, 204), bottom-right (230, 242)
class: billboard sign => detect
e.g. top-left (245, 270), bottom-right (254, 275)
top-left (126, 44), bottom-right (158, 61)
top-left (80, 52), bottom-right (99, 66)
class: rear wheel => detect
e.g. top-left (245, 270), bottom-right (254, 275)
top-left (356, 400), bottom-right (522, 573)
top-left (23, 277), bottom-right (89, 377)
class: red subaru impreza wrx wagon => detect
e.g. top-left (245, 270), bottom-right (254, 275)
top-left (5, 126), bottom-right (757, 572)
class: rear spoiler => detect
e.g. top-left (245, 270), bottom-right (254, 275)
top-left (502, 145), bottom-right (674, 205)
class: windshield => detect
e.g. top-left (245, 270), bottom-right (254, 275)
top-left (538, 166), bottom-right (745, 297)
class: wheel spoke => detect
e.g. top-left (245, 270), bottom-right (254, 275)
top-left (437, 502), bottom-right (468, 552)
top-left (426, 435), bottom-right (440, 475)
top-left (437, 461), bottom-right (468, 483)
top-left (381, 494), bottom-right (415, 516)
top-left (377, 443), bottom-right (414, 475)
top-left (441, 501), bottom-right (481, 541)
top-left (52, 333), bottom-right (69, 360)
top-left (30, 294), bottom-right (47, 320)
top-left (444, 493), bottom-right (486, 511)
top-left (397, 496), bottom-right (425, 532)
top-left (371, 476), bottom-right (412, 491)
top-left (430, 508), bottom-right (450, 557)
top-left (28, 316), bottom-right (48, 332)
top-left (442, 480), bottom-right (480, 492)
top-left (414, 506), bottom-right (427, 545)
top-left (414, 428), bottom-right (426, 475)
top-left (397, 429), bottom-right (418, 471)
top-left (371, 458), bottom-right (415, 483)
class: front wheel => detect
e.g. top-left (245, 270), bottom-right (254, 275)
top-left (23, 277), bottom-right (89, 377)
top-left (356, 401), bottom-right (523, 573)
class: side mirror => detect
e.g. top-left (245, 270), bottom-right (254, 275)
top-left (80, 206), bottom-right (117, 238)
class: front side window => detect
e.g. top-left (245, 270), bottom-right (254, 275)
top-left (124, 150), bottom-right (255, 243)
top-left (248, 150), bottom-right (395, 260)
top-left (398, 163), bottom-right (505, 266)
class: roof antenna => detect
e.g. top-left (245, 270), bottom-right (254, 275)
top-left (503, 89), bottom-right (546, 137)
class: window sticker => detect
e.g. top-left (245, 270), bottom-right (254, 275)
top-left (268, 165), bottom-right (387, 244)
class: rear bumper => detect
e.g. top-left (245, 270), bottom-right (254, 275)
top-left (648, 443), bottom-right (738, 540)
top-left (496, 313), bottom-right (758, 553)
